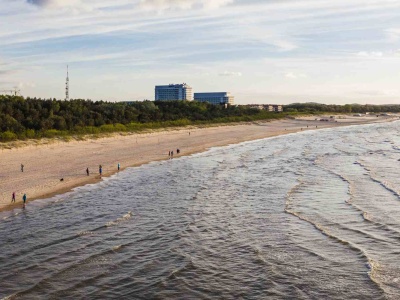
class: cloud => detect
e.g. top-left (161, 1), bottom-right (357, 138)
top-left (356, 51), bottom-right (383, 58)
top-left (354, 89), bottom-right (398, 97)
top-left (139, 0), bottom-right (234, 10)
top-left (385, 28), bottom-right (400, 43)
top-left (26, 0), bottom-right (50, 6)
top-left (285, 72), bottom-right (307, 79)
top-left (26, 0), bottom-right (82, 7)
top-left (0, 68), bottom-right (18, 77)
top-left (219, 71), bottom-right (242, 77)
top-left (18, 82), bottom-right (36, 89)
top-left (0, 70), bottom-right (13, 75)
top-left (26, 0), bottom-right (233, 10)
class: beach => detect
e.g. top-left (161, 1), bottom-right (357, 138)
top-left (0, 115), bottom-right (394, 212)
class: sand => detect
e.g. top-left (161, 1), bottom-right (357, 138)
top-left (0, 115), bottom-right (396, 212)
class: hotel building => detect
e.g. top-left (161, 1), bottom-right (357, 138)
top-left (194, 92), bottom-right (235, 105)
top-left (155, 83), bottom-right (193, 101)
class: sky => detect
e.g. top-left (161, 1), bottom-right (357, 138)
top-left (0, 0), bottom-right (399, 104)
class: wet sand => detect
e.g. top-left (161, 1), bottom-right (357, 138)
top-left (0, 115), bottom-right (395, 212)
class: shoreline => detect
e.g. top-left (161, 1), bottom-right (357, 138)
top-left (0, 115), bottom-right (396, 213)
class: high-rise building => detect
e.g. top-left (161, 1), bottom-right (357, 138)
top-left (155, 83), bottom-right (193, 101)
top-left (194, 92), bottom-right (235, 105)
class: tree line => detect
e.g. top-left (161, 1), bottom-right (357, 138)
top-left (285, 103), bottom-right (400, 113)
top-left (2, 96), bottom-right (399, 142)
top-left (0, 96), bottom-right (283, 141)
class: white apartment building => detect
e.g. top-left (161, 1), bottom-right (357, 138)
top-left (194, 92), bottom-right (235, 105)
top-left (265, 105), bottom-right (283, 112)
top-left (155, 83), bottom-right (193, 101)
top-left (246, 104), bottom-right (283, 112)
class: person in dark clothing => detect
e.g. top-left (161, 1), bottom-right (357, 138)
top-left (86, 167), bottom-right (89, 176)
top-left (11, 192), bottom-right (16, 203)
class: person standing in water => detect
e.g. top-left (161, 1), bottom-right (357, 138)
top-left (11, 192), bottom-right (16, 203)
top-left (22, 193), bottom-right (27, 207)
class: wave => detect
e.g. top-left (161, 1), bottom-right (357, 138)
top-left (285, 177), bottom-right (388, 297)
top-left (316, 161), bottom-right (400, 237)
top-left (2, 212), bottom-right (132, 271)
top-left (11, 243), bottom-right (130, 299)
top-left (355, 161), bottom-right (400, 200)
top-left (168, 257), bottom-right (197, 280)
top-left (333, 145), bottom-right (358, 156)
top-left (77, 230), bottom-right (95, 236)
top-left (105, 211), bottom-right (133, 227)
top-left (112, 245), bottom-right (123, 251)
top-left (285, 205), bottom-right (387, 296)
top-left (1, 294), bottom-right (16, 300)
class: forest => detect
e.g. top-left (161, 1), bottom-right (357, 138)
top-left (1, 96), bottom-right (399, 142)
top-left (0, 96), bottom-right (283, 141)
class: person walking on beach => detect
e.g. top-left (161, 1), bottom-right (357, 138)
top-left (86, 167), bottom-right (89, 176)
top-left (22, 193), bottom-right (27, 207)
top-left (21, 164), bottom-right (24, 172)
top-left (99, 165), bottom-right (102, 177)
top-left (118, 163), bottom-right (120, 171)
top-left (11, 192), bottom-right (16, 203)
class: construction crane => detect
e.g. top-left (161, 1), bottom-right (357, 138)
top-left (0, 87), bottom-right (21, 96)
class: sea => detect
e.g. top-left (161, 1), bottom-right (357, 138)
top-left (1, 121), bottom-right (400, 299)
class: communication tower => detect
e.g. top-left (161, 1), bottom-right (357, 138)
top-left (65, 65), bottom-right (69, 101)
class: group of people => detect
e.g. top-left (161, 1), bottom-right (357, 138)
top-left (12, 164), bottom-right (28, 207)
top-left (13, 149), bottom-right (181, 208)
top-left (13, 148), bottom-right (183, 208)
top-left (85, 163), bottom-right (121, 178)
top-left (11, 190), bottom-right (27, 208)
top-left (12, 162), bottom-right (122, 208)
top-left (168, 149), bottom-right (180, 158)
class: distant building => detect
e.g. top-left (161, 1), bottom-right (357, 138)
top-left (245, 104), bottom-right (283, 112)
top-left (265, 104), bottom-right (283, 112)
top-left (155, 83), bottom-right (193, 101)
top-left (194, 92), bottom-right (235, 105)
top-left (248, 105), bottom-right (265, 110)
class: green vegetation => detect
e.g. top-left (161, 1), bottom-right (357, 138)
top-left (0, 95), bottom-right (284, 142)
top-left (2, 96), bottom-right (398, 142)
top-left (285, 103), bottom-right (400, 114)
